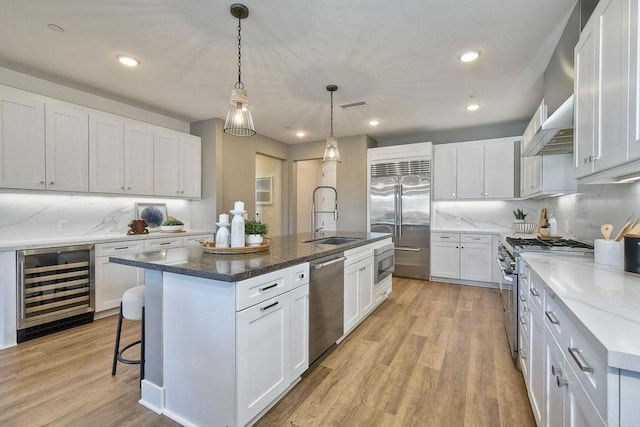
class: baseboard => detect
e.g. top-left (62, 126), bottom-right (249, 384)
top-left (139, 380), bottom-right (164, 414)
top-left (430, 277), bottom-right (499, 289)
top-left (94, 307), bottom-right (119, 320)
top-left (162, 408), bottom-right (198, 427)
top-left (247, 377), bottom-right (301, 426)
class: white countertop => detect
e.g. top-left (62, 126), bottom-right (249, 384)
top-left (521, 252), bottom-right (640, 372)
top-left (0, 230), bottom-right (215, 251)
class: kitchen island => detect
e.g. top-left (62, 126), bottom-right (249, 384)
top-left (109, 232), bottom-right (391, 427)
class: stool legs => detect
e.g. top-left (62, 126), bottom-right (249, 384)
top-left (111, 302), bottom-right (124, 376)
top-left (111, 301), bottom-right (144, 382)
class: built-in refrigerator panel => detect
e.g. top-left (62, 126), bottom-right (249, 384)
top-left (370, 176), bottom-right (398, 240)
top-left (370, 160), bottom-right (431, 280)
top-left (396, 173), bottom-right (430, 279)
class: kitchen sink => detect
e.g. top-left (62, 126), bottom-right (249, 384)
top-left (304, 236), bottom-right (362, 245)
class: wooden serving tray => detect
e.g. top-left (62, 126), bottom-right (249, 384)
top-left (199, 239), bottom-right (270, 254)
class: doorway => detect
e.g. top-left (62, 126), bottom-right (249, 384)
top-left (255, 154), bottom-right (283, 236)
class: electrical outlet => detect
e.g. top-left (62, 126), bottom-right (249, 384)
top-left (58, 220), bottom-right (68, 232)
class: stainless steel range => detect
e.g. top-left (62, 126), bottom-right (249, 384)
top-left (496, 236), bottom-right (594, 367)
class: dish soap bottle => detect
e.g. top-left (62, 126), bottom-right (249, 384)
top-left (549, 213), bottom-right (558, 236)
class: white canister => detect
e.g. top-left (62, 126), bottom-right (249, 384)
top-left (594, 239), bottom-right (624, 266)
top-left (230, 213), bottom-right (245, 248)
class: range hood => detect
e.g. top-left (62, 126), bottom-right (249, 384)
top-left (521, 95), bottom-right (574, 156)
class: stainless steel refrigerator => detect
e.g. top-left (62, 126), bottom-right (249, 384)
top-left (370, 160), bottom-right (430, 279)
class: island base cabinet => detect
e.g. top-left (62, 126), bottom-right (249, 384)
top-left (289, 284), bottom-right (309, 379)
top-left (237, 292), bottom-right (291, 427)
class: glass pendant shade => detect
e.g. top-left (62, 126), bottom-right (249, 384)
top-left (224, 87), bottom-right (256, 137)
top-left (322, 136), bottom-right (341, 164)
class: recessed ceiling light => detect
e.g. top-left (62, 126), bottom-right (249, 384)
top-left (459, 50), bottom-right (481, 63)
top-left (368, 120), bottom-right (380, 126)
top-left (466, 103), bottom-right (480, 111)
top-left (116, 54), bottom-right (141, 67)
top-left (296, 131), bottom-right (306, 138)
top-left (47, 24), bottom-right (64, 33)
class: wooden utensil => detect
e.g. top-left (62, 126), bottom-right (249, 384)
top-left (537, 208), bottom-right (548, 234)
top-left (629, 223), bottom-right (640, 235)
top-left (600, 224), bottom-right (613, 240)
top-left (615, 221), bottom-right (633, 241)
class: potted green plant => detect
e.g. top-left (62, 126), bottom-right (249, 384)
top-left (513, 209), bottom-right (527, 223)
top-left (245, 220), bottom-right (269, 245)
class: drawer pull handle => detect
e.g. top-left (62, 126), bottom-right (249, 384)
top-left (298, 273), bottom-right (305, 279)
top-left (114, 246), bottom-right (129, 250)
top-left (440, 236), bottom-right (450, 239)
top-left (551, 364), bottom-right (562, 376)
top-left (568, 347), bottom-right (594, 373)
top-left (545, 311), bottom-right (560, 325)
top-left (259, 283), bottom-right (278, 292)
top-left (159, 242), bottom-right (172, 246)
top-left (260, 301), bottom-right (279, 311)
top-left (519, 315), bottom-right (526, 325)
top-left (556, 375), bottom-right (568, 388)
top-left (519, 294), bottom-right (526, 302)
top-left (530, 288), bottom-right (540, 297)
top-left (519, 348), bottom-right (527, 360)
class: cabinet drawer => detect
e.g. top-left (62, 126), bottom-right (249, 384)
top-left (431, 232), bottom-right (460, 242)
top-left (344, 244), bottom-right (374, 266)
top-left (565, 320), bottom-right (608, 418)
top-left (519, 330), bottom-right (530, 383)
top-left (519, 297), bottom-right (529, 338)
top-left (374, 279), bottom-right (392, 305)
top-left (95, 240), bottom-right (143, 256)
top-left (290, 263), bottom-right (310, 289)
top-left (528, 271), bottom-right (544, 314)
top-left (182, 233), bottom-right (213, 246)
top-left (144, 237), bottom-right (183, 251)
top-left (543, 290), bottom-right (569, 351)
top-left (461, 233), bottom-right (492, 244)
top-left (236, 268), bottom-right (291, 311)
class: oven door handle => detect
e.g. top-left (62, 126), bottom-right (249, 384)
top-left (496, 257), bottom-right (514, 282)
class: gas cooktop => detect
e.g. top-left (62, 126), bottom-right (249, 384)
top-left (506, 237), bottom-right (594, 253)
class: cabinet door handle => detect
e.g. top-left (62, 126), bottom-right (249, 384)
top-left (39, 180), bottom-right (45, 184)
top-left (259, 283), bottom-right (278, 292)
top-left (519, 314), bottom-right (526, 325)
top-left (519, 347), bottom-right (527, 360)
top-left (545, 311), bottom-right (560, 325)
top-left (121, 186), bottom-right (125, 190)
top-left (551, 364), bottom-right (562, 376)
top-left (530, 288), bottom-right (540, 297)
top-left (519, 294), bottom-right (526, 302)
top-left (49, 181), bottom-right (54, 185)
top-left (260, 301), bottom-right (279, 311)
top-left (568, 347), bottom-right (593, 373)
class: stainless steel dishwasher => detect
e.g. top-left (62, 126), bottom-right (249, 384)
top-left (309, 252), bottom-right (345, 365)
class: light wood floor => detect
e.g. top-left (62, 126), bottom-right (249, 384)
top-left (0, 278), bottom-right (534, 426)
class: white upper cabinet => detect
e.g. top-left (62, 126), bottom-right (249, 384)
top-left (575, 0), bottom-right (633, 180)
top-left (154, 130), bottom-right (201, 198)
top-left (484, 139), bottom-right (515, 198)
top-left (456, 143), bottom-right (485, 199)
top-left (89, 112), bottom-right (125, 193)
top-left (521, 154), bottom-right (576, 199)
top-left (124, 121), bottom-right (155, 195)
top-left (433, 137), bottom-right (516, 200)
top-left (44, 103), bottom-right (89, 192)
top-left (433, 143), bottom-right (457, 200)
top-left (0, 93), bottom-right (45, 189)
top-left (628, 0), bottom-right (640, 160)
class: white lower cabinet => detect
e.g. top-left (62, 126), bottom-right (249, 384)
top-left (289, 284), bottom-right (310, 379)
top-left (343, 245), bottom-right (375, 335)
top-left (236, 292), bottom-right (291, 427)
top-left (94, 234), bottom-right (212, 313)
top-left (528, 298), bottom-right (545, 426)
top-left (431, 233), bottom-right (494, 283)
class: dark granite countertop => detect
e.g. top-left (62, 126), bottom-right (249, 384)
top-left (109, 232), bottom-right (391, 282)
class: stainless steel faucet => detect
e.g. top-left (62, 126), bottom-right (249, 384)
top-left (311, 186), bottom-right (338, 240)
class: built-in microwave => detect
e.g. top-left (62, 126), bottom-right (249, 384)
top-left (374, 243), bottom-right (395, 284)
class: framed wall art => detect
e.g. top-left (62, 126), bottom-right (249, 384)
top-left (135, 203), bottom-right (167, 232)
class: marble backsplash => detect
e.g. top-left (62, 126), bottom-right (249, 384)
top-left (433, 199), bottom-right (543, 232)
top-left (0, 193), bottom-right (190, 242)
top-left (545, 181), bottom-right (640, 242)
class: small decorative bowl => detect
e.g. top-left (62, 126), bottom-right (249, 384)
top-left (160, 225), bottom-right (184, 232)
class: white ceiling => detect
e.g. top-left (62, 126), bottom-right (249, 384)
top-left (0, 0), bottom-right (577, 144)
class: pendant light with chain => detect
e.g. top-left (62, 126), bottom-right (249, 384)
top-left (322, 85), bottom-right (341, 164)
top-left (224, 3), bottom-right (256, 137)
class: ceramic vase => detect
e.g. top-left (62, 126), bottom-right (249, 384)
top-left (231, 213), bottom-right (245, 247)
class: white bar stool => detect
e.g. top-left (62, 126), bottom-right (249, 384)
top-left (111, 285), bottom-right (145, 381)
